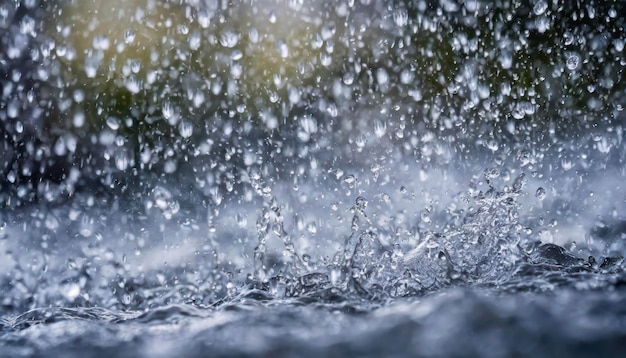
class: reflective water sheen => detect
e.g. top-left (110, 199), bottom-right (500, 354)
top-left (2, 1), bottom-right (626, 357)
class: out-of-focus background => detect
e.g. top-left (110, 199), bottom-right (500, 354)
top-left (2, 0), bottom-right (624, 206)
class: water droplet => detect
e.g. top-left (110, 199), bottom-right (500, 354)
top-left (220, 30), bottom-right (239, 48)
top-left (533, 1), bottom-right (548, 15)
top-left (484, 168), bottom-right (500, 181)
top-left (464, 0), bottom-right (480, 11)
top-left (179, 121), bottom-right (193, 138)
top-left (146, 70), bottom-right (157, 84)
top-left (73, 112), bottom-right (85, 128)
top-left (287, 87), bottom-right (301, 105)
top-left (393, 8), bottom-right (408, 27)
top-left (7, 171), bottom-right (16, 183)
top-left (244, 151), bottom-right (257, 166)
top-left (125, 77), bottom-right (142, 94)
top-left (130, 60), bottom-right (141, 73)
top-left (7, 101), bottom-right (19, 119)
top-left (186, 31), bottom-right (200, 50)
top-left (355, 134), bottom-right (367, 149)
top-left (566, 54), bottom-right (580, 70)
top-left (374, 120), bottom-right (387, 137)
top-left (321, 22), bottom-right (336, 40)
top-left (277, 40), bottom-right (289, 58)
top-left (535, 187), bottom-right (547, 200)
top-left (124, 29), bottom-right (135, 44)
top-left (106, 117), bottom-right (120, 131)
top-left (561, 159), bottom-right (573, 171)
top-left (237, 214), bottom-right (247, 228)
top-left (299, 116), bottom-right (317, 135)
top-left (163, 101), bottom-right (179, 125)
top-left (115, 150), bottom-right (129, 171)
top-left (376, 68), bottom-right (389, 86)
top-left (306, 222), bottom-right (317, 234)
top-left (164, 160), bottom-right (177, 174)
top-left (499, 52), bottom-right (513, 69)
top-left (231, 49), bottom-right (243, 60)
top-left (62, 283), bottom-right (81, 301)
top-left (512, 173), bottom-right (527, 193)
top-left (248, 27), bottom-right (259, 43)
top-left (355, 196), bottom-right (368, 211)
top-left (19, 15), bottom-right (35, 35)
top-left (73, 89), bottom-right (85, 103)
top-left (45, 214), bottom-right (59, 230)
top-left (320, 52), bottom-right (332, 67)
top-left (54, 137), bottom-right (67, 156)
top-left (484, 140), bottom-right (499, 152)
top-left (92, 35), bottom-right (110, 50)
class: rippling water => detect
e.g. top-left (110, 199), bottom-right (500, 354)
top-left (3, 287), bottom-right (626, 358)
top-left (2, 160), bottom-right (626, 357)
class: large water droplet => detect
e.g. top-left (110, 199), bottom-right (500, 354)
top-left (115, 150), bottom-right (129, 171)
top-left (566, 54), bottom-right (580, 71)
top-left (220, 30), bottom-right (239, 48)
top-left (179, 121), bottom-right (193, 138)
top-left (393, 9), bottom-right (408, 27)
top-left (376, 68), bottom-right (389, 86)
top-left (533, 1), bottom-right (548, 15)
top-left (106, 117), bottom-right (120, 131)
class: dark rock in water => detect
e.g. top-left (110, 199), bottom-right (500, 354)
top-left (599, 256), bottom-right (625, 273)
top-left (532, 243), bottom-right (585, 267)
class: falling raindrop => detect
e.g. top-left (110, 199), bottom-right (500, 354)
top-left (130, 60), bottom-right (141, 73)
top-left (566, 54), bottom-right (580, 71)
top-left (393, 9), bottom-right (408, 27)
top-left (353, 134), bottom-right (366, 149)
top-left (321, 22), bottom-right (336, 40)
top-left (376, 68), bottom-right (389, 86)
top-left (115, 150), bottom-right (129, 171)
top-left (7, 101), bottom-right (19, 118)
top-left (73, 112), bottom-right (85, 128)
top-left (125, 77), bottom-right (142, 94)
top-left (179, 121), bottom-right (194, 138)
top-left (19, 15), bottom-right (35, 35)
top-left (124, 29), bottom-right (135, 44)
top-left (374, 120), bottom-right (387, 137)
top-left (533, 1), bottom-right (548, 15)
top-left (92, 35), bottom-right (110, 50)
top-left (277, 40), bottom-right (289, 59)
top-left (320, 52), bottom-right (332, 67)
top-left (231, 49), bottom-right (243, 60)
top-left (536, 187), bottom-right (547, 200)
top-left (106, 117), bottom-right (120, 131)
top-left (220, 30), bottom-right (239, 48)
